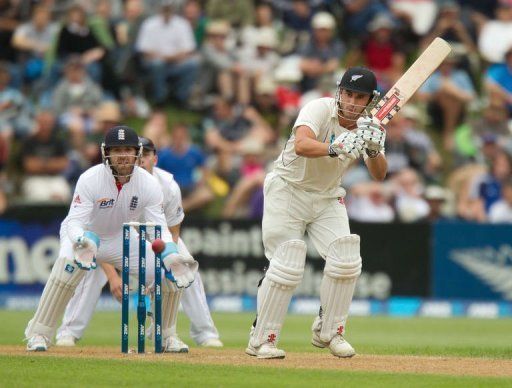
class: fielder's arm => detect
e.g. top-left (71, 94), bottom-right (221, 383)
top-left (100, 262), bottom-right (122, 302)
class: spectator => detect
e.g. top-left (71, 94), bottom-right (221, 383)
top-left (52, 56), bottom-right (103, 141)
top-left (417, 52), bottom-right (476, 150)
top-left (0, 0), bottom-right (22, 87)
top-left (20, 110), bottom-right (71, 202)
top-left (222, 139), bottom-right (266, 219)
top-left (183, 0), bottom-right (208, 47)
top-left (352, 14), bottom-right (406, 92)
top-left (341, 0), bottom-right (389, 38)
top-left (205, 0), bottom-right (254, 29)
top-left (478, 0), bottom-right (512, 64)
top-left (423, 185), bottom-right (451, 221)
top-left (279, 0), bottom-right (315, 54)
top-left (485, 46), bottom-right (512, 115)
top-left (203, 97), bottom-right (273, 176)
top-left (52, 4), bottom-right (106, 84)
top-left (11, 5), bottom-right (58, 84)
top-left (157, 123), bottom-right (214, 212)
top-left (384, 108), bottom-right (442, 182)
top-left (142, 106), bottom-right (171, 150)
top-left (240, 3), bottom-right (281, 54)
top-left (389, 0), bottom-right (437, 36)
top-left (299, 12), bottom-right (345, 91)
top-left (136, 0), bottom-right (200, 105)
top-left (392, 168), bottom-right (430, 222)
top-left (488, 178), bottom-right (512, 222)
top-left (347, 181), bottom-right (395, 222)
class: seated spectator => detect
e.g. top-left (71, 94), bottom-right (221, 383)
top-left (0, 0), bottom-right (22, 87)
top-left (485, 46), bottom-right (512, 116)
top-left (52, 56), bottom-right (103, 142)
top-left (423, 185), bottom-right (452, 222)
top-left (157, 123), bottom-right (214, 212)
top-left (355, 14), bottom-right (406, 92)
top-left (203, 97), bottom-right (273, 177)
top-left (447, 162), bottom-right (487, 221)
top-left (222, 139), bottom-right (266, 219)
top-left (389, 0), bottom-right (437, 36)
top-left (11, 4), bottom-right (58, 84)
top-left (205, 0), bottom-right (254, 29)
top-left (0, 63), bottom-right (33, 152)
top-left (240, 3), bottom-right (281, 54)
top-left (488, 178), bottom-right (512, 222)
top-left (392, 168), bottom-right (430, 222)
top-left (478, 0), bottom-right (512, 64)
top-left (51, 3), bottom-right (106, 85)
top-left (299, 12), bottom-right (345, 91)
top-left (347, 181), bottom-right (395, 222)
top-left (417, 52), bottom-right (476, 150)
top-left (236, 28), bottom-right (281, 104)
top-left (467, 150), bottom-right (512, 221)
top-left (142, 107), bottom-right (171, 150)
top-left (341, 0), bottom-right (389, 38)
top-left (183, 0), bottom-right (208, 47)
top-left (384, 108), bottom-right (442, 183)
top-left (20, 110), bottom-right (71, 202)
top-left (136, 0), bottom-right (200, 106)
top-left (278, 0), bottom-right (315, 54)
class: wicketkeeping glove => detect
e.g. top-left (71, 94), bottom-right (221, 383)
top-left (356, 116), bottom-right (385, 153)
top-left (72, 231), bottom-right (100, 270)
top-left (161, 242), bottom-right (198, 288)
top-left (328, 131), bottom-right (365, 160)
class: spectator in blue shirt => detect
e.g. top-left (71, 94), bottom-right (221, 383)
top-left (485, 46), bottom-right (512, 116)
top-left (157, 123), bottom-right (214, 212)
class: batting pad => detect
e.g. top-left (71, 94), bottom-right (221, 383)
top-left (25, 256), bottom-right (87, 340)
top-left (251, 240), bottom-right (307, 347)
top-left (320, 234), bottom-right (362, 343)
top-left (161, 278), bottom-right (183, 339)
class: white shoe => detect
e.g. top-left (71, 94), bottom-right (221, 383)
top-left (200, 338), bottom-right (223, 348)
top-left (56, 335), bottom-right (77, 347)
top-left (245, 341), bottom-right (286, 359)
top-left (312, 331), bottom-right (355, 358)
top-left (163, 336), bottom-right (189, 353)
top-left (26, 335), bottom-right (49, 352)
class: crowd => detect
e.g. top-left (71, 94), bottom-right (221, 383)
top-left (1, 0), bottom-right (512, 223)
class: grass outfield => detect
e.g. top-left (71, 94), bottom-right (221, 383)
top-left (1, 311), bottom-right (511, 386)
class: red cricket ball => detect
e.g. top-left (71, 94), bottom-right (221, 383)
top-left (152, 238), bottom-right (165, 253)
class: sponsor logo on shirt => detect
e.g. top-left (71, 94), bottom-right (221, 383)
top-left (97, 198), bottom-right (115, 209)
top-left (130, 196), bottom-right (138, 211)
top-left (73, 195), bottom-right (81, 207)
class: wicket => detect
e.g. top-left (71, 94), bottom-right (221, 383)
top-left (122, 222), bottom-right (162, 354)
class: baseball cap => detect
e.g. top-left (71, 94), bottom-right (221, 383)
top-left (103, 125), bottom-right (139, 149)
top-left (338, 66), bottom-right (377, 95)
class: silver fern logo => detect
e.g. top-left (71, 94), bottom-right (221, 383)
top-left (450, 245), bottom-right (512, 300)
top-left (351, 75), bottom-right (363, 82)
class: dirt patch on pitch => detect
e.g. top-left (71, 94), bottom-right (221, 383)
top-left (1, 345), bottom-right (512, 378)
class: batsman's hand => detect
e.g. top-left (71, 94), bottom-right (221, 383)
top-left (356, 116), bottom-right (385, 152)
top-left (109, 273), bottom-right (123, 302)
top-left (72, 231), bottom-right (99, 270)
top-left (161, 242), bottom-right (198, 288)
top-left (328, 131), bottom-right (364, 160)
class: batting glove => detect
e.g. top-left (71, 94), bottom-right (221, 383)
top-left (328, 131), bottom-right (365, 160)
top-left (356, 116), bottom-right (385, 153)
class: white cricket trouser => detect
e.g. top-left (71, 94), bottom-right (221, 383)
top-left (57, 269), bottom-right (219, 344)
top-left (262, 173), bottom-right (350, 259)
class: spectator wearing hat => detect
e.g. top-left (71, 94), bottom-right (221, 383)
top-left (20, 110), bottom-right (71, 203)
top-left (298, 11), bottom-right (345, 91)
top-left (418, 52), bottom-right (476, 150)
top-left (422, 185), bottom-right (451, 222)
top-left (347, 181), bottom-right (395, 222)
top-left (52, 56), bottom-right (104, 139)
top-left (136, 0), bottom-right (200, 105)
top-left (392, 168), bottom-right (430, 223)
top-left (485, 46), bottom-right (512, 115)
top-left (351, 14), bottom-right (406, 92)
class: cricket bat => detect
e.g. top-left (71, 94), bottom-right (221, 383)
top-left (371, 37), bottom-right (452, 125)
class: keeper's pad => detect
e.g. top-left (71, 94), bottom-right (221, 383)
top-left (319, 234), bottom-right (362, 343)
top-left (25, 256), bottom-right (87, 340)
top-left (251, 240), bottom-right (307, 347)
top-left (161, 277), bottom-right (183, 339)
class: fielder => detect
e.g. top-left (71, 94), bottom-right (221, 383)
top-left (246, 67), bottom-right (388, 359)
top-left (25, 126), bottom-right (197, 351)
top-left (55, 137), bottom-right (222, 350)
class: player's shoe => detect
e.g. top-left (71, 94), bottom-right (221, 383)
top-left (163, 335), bottom-right (189, 353)
top-left (245, 328), bottom-right (285, 359)
top-left (311, 329), bottom-right (355, 358)
top-left (56, 335), bottom-right (77, 347)
top-left (199, 338), bottom-right (224, 348)
top-left (26, 335), bottom-right (49, 352)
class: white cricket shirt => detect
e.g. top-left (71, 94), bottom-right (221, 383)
top-left (273, 97), bottom-right (353, 195)
top-left (152, 167), bottom-right (185, 227)
top-left (62, 164), bottom-right (173, 242)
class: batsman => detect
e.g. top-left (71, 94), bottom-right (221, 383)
top-left (24, 125), bottom-right (198, 351)
top-left (246, 67), bottom-right (388, 359)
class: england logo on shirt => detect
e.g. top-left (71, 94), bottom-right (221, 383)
top-left (130, 196), bottom-right (139, 210)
